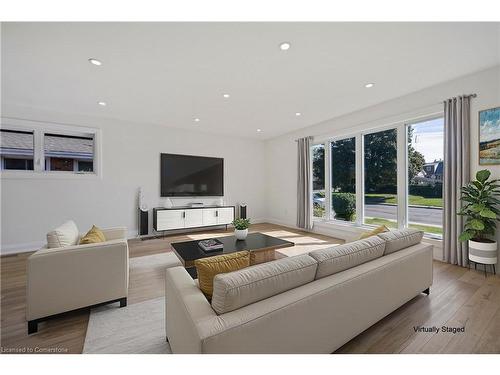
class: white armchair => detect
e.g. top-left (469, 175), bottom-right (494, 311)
top-left (27, 226), bottom-right (129, 334)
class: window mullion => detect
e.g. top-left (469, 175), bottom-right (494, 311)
top-left (356, 135), bottom-right (363, 226)
top-left (324, 141), bottom-right (331, 221)
top-left (396, 125), bottom-right (407, 229)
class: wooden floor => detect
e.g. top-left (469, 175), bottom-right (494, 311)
top-left (1, 223), bottom-right (499, 354)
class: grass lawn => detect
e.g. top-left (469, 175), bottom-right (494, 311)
top-left (364, 217), bottom-right (443, 235)
top-left (365, 193), bottom-right (442, 208)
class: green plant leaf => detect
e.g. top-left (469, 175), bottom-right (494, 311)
top-left (470, 203), bottom-right (485, 212)
top-left (476, 169), bottom-right (491, 183)
top-left (479, 208), bottom-right (497, 219)
top-left (469, 218), bottom-right (485, 230)
top-left (458, 231), bottom-right (474, 242)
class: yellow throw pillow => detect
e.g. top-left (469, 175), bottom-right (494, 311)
top-left (359, 225), bottom-right (389, 240)
top-left (79, 225), bottom-right (106, 245)
top-left (195, 251), bottom-right (250, 299)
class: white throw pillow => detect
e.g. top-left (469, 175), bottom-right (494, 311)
top-left (46, 220), bottom-right (80, 248)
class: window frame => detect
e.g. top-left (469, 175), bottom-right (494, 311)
top-left (310, 112), bottom-right (444, 239)
top-left (0, 117), bottom-right (102, 180)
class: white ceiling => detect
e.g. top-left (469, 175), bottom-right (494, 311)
top-left (2, 22), bottom-right (499, 139)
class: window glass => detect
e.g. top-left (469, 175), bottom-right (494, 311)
top-left (330, 137), bottom-right (356, 221)
top-left (312, 144), bottom-right (326, 219)
top-left (78, 160), bottom-right (94, 172)
top-left (407, 118), bottom-right (444, 236)
top-left (50, 158), bottom-right (74, 171)
top-left (0, 129), bottom-right (34, 170)
top-left (44, 133), bottom-right (94, 173)
top-left (363, 129), bottom-right (398, 228)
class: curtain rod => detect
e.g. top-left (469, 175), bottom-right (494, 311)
top-left (443, 93), bottom-right (477, 103)
top-left (294, 93), bottom-right (478, 142)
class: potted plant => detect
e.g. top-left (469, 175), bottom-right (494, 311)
top-left (458, 169), bottom-right (500, 270)
top-left (232, 218), bottom-right (251, 240)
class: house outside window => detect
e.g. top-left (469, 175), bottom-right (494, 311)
top-left (1, 119), bottom-right (100, 178)
top-left (0, 129), bottom-right (35, 171)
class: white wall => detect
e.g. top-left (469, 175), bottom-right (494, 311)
top-left (1, 105), bottom-right (267, 254)
top-left (265, 66), bottom-right (500, 264)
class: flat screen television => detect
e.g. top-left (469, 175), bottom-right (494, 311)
top-left (160, 153), bottom-right (224, 197)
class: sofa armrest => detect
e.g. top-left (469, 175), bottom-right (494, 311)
top-left (101, 227), bottom-right (128, 241)
top-left (27, 239), bottom-right (129, 320)
top-left (165, 267), bottom-right (219, 354)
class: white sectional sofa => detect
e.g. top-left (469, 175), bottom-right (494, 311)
top-left (165, 229), bottom-right (433, 353)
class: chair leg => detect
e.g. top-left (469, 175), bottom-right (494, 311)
top-left (28, 320), bottom-right (38, 335)
top-left (493, 264), bottom-right (496, 275)
top-left (119, 297), bottom-right (127, 307)
top-left (423, 288), bottom-right (430, 295)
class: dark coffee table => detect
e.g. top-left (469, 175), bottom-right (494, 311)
top-left (170, 232), bottom-right (294, 278)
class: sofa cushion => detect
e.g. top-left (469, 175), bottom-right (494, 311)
top-left (195, 251), bottom-right (250, 299)
top-left (358, 225), bottom-right (389, 240)
top-left (377, 228), bottom-right (424, 255)
top-left (309, 236), bottom-right (386, 279)
top-left (79, 225), bottom-right (106, 245)
top-left (211, 254), bottom-right (317, 315)
top-left (46, 220), bottom-right (79, 248)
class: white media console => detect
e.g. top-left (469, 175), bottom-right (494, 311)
top-left (153, 206), bottom-right (235, 232)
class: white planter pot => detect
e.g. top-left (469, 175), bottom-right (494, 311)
top-left (468, 239), bottom-right (498, 265)
top-left (234, 229), bottom-right (248, 240)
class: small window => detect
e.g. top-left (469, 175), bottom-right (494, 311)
top-left (44, 133), bottom-right (94, 173)
top-left (0, 129), bottom-right (35, 171)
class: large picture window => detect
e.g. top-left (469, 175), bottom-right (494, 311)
top-left (311, 114), bottom-right (444, 239)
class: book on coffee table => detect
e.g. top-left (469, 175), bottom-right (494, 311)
top-left (198, 238), bottom-right (224, 252)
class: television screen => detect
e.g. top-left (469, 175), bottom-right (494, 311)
top-left (160, 153), bottom-right (224, 197)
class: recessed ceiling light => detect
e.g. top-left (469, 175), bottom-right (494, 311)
top-left (279, 42), bottom-right (291, 51)
top-left (98, 101), bottom-right (107, 106)
top-left (194, 118), bottom-right (200, 122)
top-left (89, 58), bottom-right (102, 66)
top-left (223, 93), bottom-right (230, 98)
top-left (256, 129), bottom-right (262, 132)
top-left (295, 112), bottom-right (302, 117)
top-left (365, 83), bottom-right (375, 88)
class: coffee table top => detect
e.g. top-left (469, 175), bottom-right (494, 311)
top-left (171, 232), bottom-right (294, 265)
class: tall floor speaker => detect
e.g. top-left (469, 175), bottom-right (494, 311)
top-left (138, 187), bottom-right (149, 236)
top-left (239, 203), bottom-right (247, 219)
top-left (139, 210), bottom-right (148, 236)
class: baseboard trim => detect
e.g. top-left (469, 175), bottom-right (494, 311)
top-left (1, 221), bottom-right (269, 256)
top-left (0, 241), bottom-right (45, 256)
top-left (2, 229), bottom-right (142, 256)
